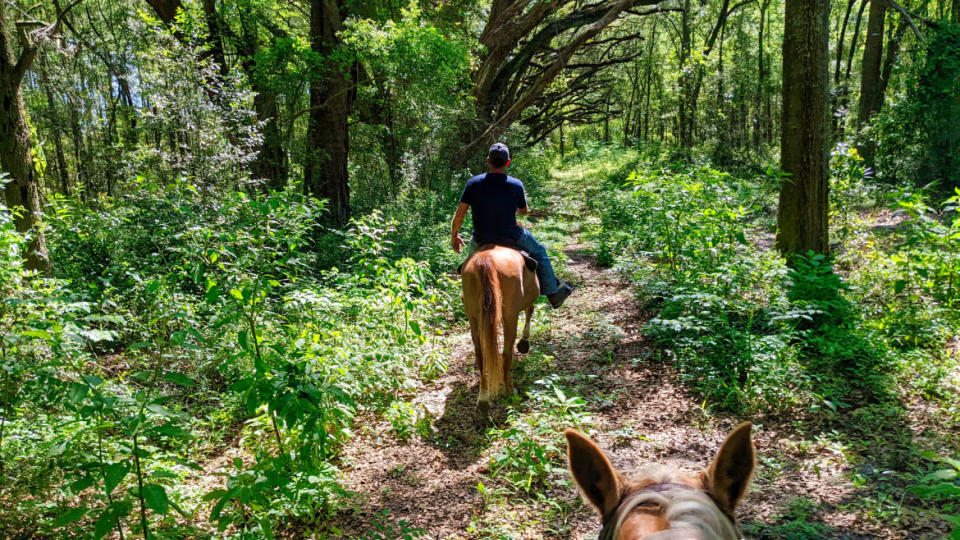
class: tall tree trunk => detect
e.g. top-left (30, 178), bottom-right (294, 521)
top-left (381, 91), bottom-right (401, 197)
top-left (201, 0), bottom-right (228, 77)
top-left (624, 60), bottom-right (639, 146)
top-left (776, 0), bottom-right (831, 257)
top-left (252, 92), bottom-right (287, 189)
top-left (0, 2), bottom-right (51, 272)
top-left (642, 20), bottom-right (657, 142)
top-left (715, 18), bottom-right (731, 163)
top-left (833, 0), bottom-right (856, 138)
top-left (40, 59), bottom-right (69, 195)
top-left (678, 0), bottom-right (695, 150)
top-left (69, 96), bottom-right (87, 193)
top-left (305, 0), bottom-right (350, 227)
top-left (754, 0), bottom-right (770, 151)
top-left (845, 0), bottom-right (871, 82)
top-left (757, 0), bottom-right (766, 145)
top-left (236, 12), bottom-right (288, 190)
top-left (836, 0), bottom-right (871, 136)
top-left (879, 15), bottom-right (909, 100)
top-left (857, 0), bottom-right (887, 165)
top-left (857, 0), bottom-right (886, 163)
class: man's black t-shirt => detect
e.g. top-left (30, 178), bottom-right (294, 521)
top-left (459, 173), bottom-right (527, 246)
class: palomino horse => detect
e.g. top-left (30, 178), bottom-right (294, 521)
top-left (461, 245), bottom-right (539, 414)
top-left (566, 422), bottom-right (755, 539)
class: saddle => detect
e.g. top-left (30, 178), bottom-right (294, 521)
top-left (456, 244), bottom-right (538, 274)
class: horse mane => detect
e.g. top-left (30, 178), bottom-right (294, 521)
top-left (611, 467), bottom-right (739, 540)
top-left (474, 254), bottom-right (504, 395)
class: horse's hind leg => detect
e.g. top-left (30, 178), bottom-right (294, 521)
top-left (471, 324), bottom-right (490, 407)
top-left (502, 314), bottom-right (518, 395)
top-left (470, 324), bottom-right (482, 373)
top-left (465, 309), bottom-right (491, 416)
top-left (517, 305), bottom-right (534, 354)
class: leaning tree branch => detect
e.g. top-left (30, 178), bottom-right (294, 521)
top-left (466, 0), bottom-right (652, 154)
top-left (885, 0), bottom-right (937, 40)
top-left (11, 0), bottom-right (83, 85)
top-left (485, 0), bottom-right (663, 121)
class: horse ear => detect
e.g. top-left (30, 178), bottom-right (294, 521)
top-left (703, 422), bottom-right (755, 516)
top-left (565, 429), bottom-right (621, 517)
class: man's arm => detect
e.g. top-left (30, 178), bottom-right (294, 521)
top-left (517, 184), bottom-right (529, 227)
top-left (451, 202), bottom-right (469, 253)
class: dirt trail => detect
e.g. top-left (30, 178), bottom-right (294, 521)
top-left (324, 233), bottom-right (776, 538)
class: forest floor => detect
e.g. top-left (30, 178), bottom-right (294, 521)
top-left (308, 162), bottom-right (951, 539)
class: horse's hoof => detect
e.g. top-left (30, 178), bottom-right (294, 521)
top-left (477, 401), bottom-right (490, 418)
top-left (517, 339), bottom-right (529, 354)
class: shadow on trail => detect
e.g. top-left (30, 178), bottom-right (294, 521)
top-left (319, 469), bottom-right (483, 538)
top-left (429, 378), bottom-right (506, 469)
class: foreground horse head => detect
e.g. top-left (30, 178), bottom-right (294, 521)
top-left (461, 245), bottom-right (539, 415)
top-left (566, 422), bottom-right (754, 540)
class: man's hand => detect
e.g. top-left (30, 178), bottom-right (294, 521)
top-left (451, 202), bottom-right (469, 254)
top-left (452, 234), bottom-right (466, 254)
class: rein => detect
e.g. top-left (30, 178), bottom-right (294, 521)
top-left (597, 483), bottom-right (695, 540)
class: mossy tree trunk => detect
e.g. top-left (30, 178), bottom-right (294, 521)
top-left (0, 1), bottom-right (51, 273)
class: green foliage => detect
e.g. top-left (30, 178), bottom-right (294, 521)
top-left (896, 189), bottom-right (960, 312)
top-left (594, 162), bottom-right (896, 412)
top-left (0, 236), bottom-right (195, 537)
top-left (872, 24), bottom-right (960, 191)
top-left (786, 253), bottom-right (891, 404)
top-left (596, 165), bottom-right (801, 410)
top-left (850, 189), bottom-right (960, 352)
top-left (743, 497), bottom-right (836, 539)
top-left (909, 451), bottom-right (960, 538)
top-left (4, 171), bottom-right (456, 535)
top-left (196, 207), bottom-right (451, 533)
top-left (486, 376), bottom-right (590, 493)
top-left (342, 5), bottom-right (473, 212)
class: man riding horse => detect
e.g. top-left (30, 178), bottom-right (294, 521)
top-left (450, 142), bottom-right (574, 309)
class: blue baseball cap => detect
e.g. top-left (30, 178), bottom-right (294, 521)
top-left (488, 142), bottom-right (510, 163)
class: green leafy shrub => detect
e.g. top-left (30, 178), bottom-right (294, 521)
top-left (597, 163), bottom-right (895, 412)
top-left (486, 376), bottom-right (590, 493)
top-left (785, 253), bottom-right (891, 403)
top-left (909, 451), bottom-right (960, 538)
top-left (851, 189), bottom-right (960, 351)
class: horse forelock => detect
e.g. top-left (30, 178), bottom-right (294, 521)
top-left (608, 467), bottom-right (739, 540)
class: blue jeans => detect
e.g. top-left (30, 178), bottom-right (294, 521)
top-left (469, 229), bottom-right (561, 295)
